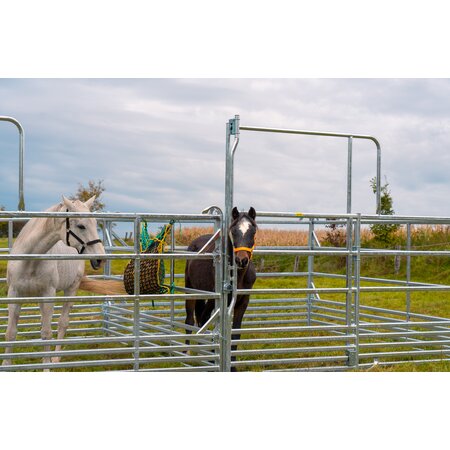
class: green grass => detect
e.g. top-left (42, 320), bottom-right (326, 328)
top-left (250, 275), bottom-right (449, 371)
top-left (1, 237), bottom-right (449, 372)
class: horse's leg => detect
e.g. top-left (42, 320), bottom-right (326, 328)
top-left (2, 287), bottom-right (21, 366)
top-left (52, 259), bottom-right (83, 363)
top-left (185, 299), bottom-right (196, 348)
top-left (39, 300), bottom-right (55, 369)
top-left (199, 299), bottom-right (215, 328)
top-left (52, 299), bottom-right (74, 364)
top-left (194, 299), bottom-right (206, 327)
top-left (230, 295), bottom-right (250, 372)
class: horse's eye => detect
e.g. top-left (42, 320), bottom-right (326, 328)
top-left (77, 224), bottom-right (86, 230)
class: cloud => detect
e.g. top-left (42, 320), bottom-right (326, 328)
top-left (1, 79), bottom-right (450, 220)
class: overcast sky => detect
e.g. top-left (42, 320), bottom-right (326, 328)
top-left (1, 78), bottom-right (450, 220)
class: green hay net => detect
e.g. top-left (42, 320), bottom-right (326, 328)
top-left (123, 220), bottom-right (174, 303)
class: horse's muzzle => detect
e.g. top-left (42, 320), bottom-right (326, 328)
top-left (90, 259), bottom-right (103, 270)
top-left (235, 255), bottom-right (249, 269)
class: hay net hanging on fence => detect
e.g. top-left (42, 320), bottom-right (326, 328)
top-left (123, 220), bottom-right (174, 296)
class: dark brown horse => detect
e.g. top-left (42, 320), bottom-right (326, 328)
top-left (185, 207), bottom-right (257, 370)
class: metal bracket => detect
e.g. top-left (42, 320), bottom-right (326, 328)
top-left (229, 116), bottom-right (240, 136)
top-left (346, 346), bottom-right (357, 367)
top-left (213, 249), bottom-right (222, 264)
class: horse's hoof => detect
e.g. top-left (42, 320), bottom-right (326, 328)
top-left (1, 360), bottom-right (11, 367)
top-left (51, 357), bottom-right (61, 364)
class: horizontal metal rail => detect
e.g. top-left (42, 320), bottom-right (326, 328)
top-left (0, 353), bottom-right (220, 372)
top-left (238, 285), bottom-right (450, 295)
top-left (256, 210), bottom-right (450, 223)
top-left (0, 210), bottom-right (220, 221)
top-left (232, 345), bottom-right (349, 357)
top-left (357, 358), bottom-right (450, 369)
top-left (234, 334), bottom-right (355, 346)
top-left (234, 324), bottom-right (355, 335)
top-left (358, 349), bottom-right (450, 359)
top-left (0, 343), bottom-right (219, 360)
top-left (359, 340), bottom-right (450, 349)
top-left (240, 124), bottom-right (381, 146)
top-left (0, 293), bottom-right (219, 305)
top-left (0, 332), bottom-right (214, 348)
top-left (0, 252), bottom-right (215, 261)
top-left (232, 355), bottom-right (349, 368)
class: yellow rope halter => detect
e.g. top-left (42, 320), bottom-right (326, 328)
top-left (233, 245), bottom-right (255, 259)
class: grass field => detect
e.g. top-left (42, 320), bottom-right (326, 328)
top-left (1, 226), bottom-right (449, 372)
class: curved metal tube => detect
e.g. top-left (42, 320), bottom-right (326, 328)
top-left (240, 124), bottom-right (382, 214)
top-left (0, 116), bottom-right (25, 210)
top-left (239, 124), bottom-right (381, 146)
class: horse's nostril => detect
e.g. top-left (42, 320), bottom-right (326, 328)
top-left (235, 257), bottom-right (249, 268)
top-left (90, 259), bottom-right (103, 270)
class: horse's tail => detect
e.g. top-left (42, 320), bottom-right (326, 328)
top-left (78, 276), bottom-right (126, 295)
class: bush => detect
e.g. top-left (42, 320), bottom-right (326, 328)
top-left (369, 176), bottom-right (400, 246)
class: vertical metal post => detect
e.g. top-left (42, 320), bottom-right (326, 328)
top-left (8, 220), bottom-right (13, 250)
top-left (102, 300), bottom-right (112, 334)
top-left (133, 217), bottom-right (141, 371)
top-left (213, 214), bottom-right (224, 371)
top-left (100, 219), bottom-right (112, 333)
top-left (345, 218), bottom-right (354, 327)
top-left (225, 115), bottom-right (240, 232)
top-left (0, 116), bottom-right (25, 211)
top-left (345, 215), bottom-right (354, 368)
top-left (18, 126), bottom-right (25, 211)
top-left (345, 136), bottom-right (354, 340)
top-left (102, 220), bottom-right (112, 279)
top-left (220, 121), bottom-right (231, 372)
top-left (376, 143), bottom-right (381, 214)
top-left (223, 120), bottom-right (232, 282)
top-left (221, 117), bottom-right (240, 371)
top-left (347, 136), bottom-right (353, 214)
top-left (307, 219), bottom-right (314, 326)
top-left (170, 224), bottom-right (175, 329)
top-left (406, 223), bottom-right (411, 321)
top-left (353, 213), bottom-right (361, 369)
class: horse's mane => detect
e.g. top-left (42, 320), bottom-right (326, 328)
top-left (12, 202), bottom-right (65, 249)
top-left (45, 202), bottom-right (64, 213)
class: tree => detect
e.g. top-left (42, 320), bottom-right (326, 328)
top-left (70, 179), bottom-right (106, 211)
top-left (370, 176), bottom-right (400, 245)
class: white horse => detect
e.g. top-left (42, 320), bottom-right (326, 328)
top-left (2, 195), bottom-right (105, 367)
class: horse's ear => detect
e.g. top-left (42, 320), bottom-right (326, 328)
top-left (62, 195), bottom-right (74, 211)
top-left (248, 207), bottom-right (256, 220)
top-left (232, 207), bottom-right (239, 220)
top-left (84, 195), bottom-right (96, 210)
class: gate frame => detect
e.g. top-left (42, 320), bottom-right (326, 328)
top-left (224, 115), bottom-right (449, 371)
